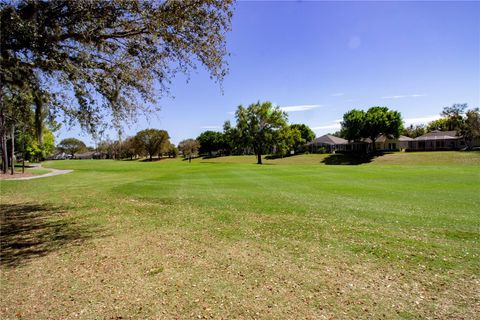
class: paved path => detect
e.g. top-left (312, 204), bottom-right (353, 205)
top-left (4, 164), bottom-right (73, 181)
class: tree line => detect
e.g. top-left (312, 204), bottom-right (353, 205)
top-left (195, 102), bottom-right (315, 164)
top-left (333, 103), bottom-right (479, 150)
top-left (54, 102), bottom-right (316, 165)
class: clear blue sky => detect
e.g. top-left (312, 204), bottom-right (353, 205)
top-left (58, 1), bottom-right (480, 146)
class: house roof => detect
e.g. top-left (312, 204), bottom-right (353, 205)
top-left (399, 135), bottom-right (415, 141)
top-left (374, 134), bottom-right (414, 142)
top-left (310, 134), bottom-right (348, 145)
top-left (74, 151), bottom-right (98, 158)
top-left (414, 130), bottom-right (460, 141)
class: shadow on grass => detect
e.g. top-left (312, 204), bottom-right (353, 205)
top-left (0, 203), bottom-right (101, 268)
top-left (140, 157), bottom-right (173, 162)
top-left (265, 154), bottom-right (296, 160)
top-left (321, 152), bottom-right (385, 165)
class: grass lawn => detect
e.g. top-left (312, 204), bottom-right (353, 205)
top-left (1, 152), bottom-right (479, 319)
top-left (26, 169), bottom-right (51, 176)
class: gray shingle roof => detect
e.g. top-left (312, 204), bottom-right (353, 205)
top-left (414, 131), bottom-right (460, 141)
top-left (310, 134), bottom-right (348, 145)
top-left (374, 134), bottom-right (414, 142)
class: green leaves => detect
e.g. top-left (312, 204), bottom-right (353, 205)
top-left (197, 131), bottom-right (225, 155)
top-left (235, 101), bottom-right (288, 156)
top-left (58, 137), bottom-right (87, 157)
top-left (134, 129), bottom-right (170, 160)
top-left (1, 0), bottom-right (234, 134)
top-left (342, 109), bottom-right (366, 142)
top-left (341, 107), bottom-right (404, 146)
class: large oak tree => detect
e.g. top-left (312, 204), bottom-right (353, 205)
top-left (57, 137), bottom-right (86, 157)
top-left (1, 0), bottom-right (234, 147)
top-left (134, 129), bottom-right (170, 161)
top-left (235, 101), bottom-right (288, 164)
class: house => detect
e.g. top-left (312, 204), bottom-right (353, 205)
top-left (51, 152), bottom-right (72, 160)
top-left (308, 134), bottom-right (348, 153)
top-left (309, 131), bottom-right (470, 153)
top-left (411, 130), bottom-right (465, 151)
top-left (341, 135), bottom-right (411, 153)
top-left (74, 151), bottom-right (100, 159)
top-left (374, 135), bottom-right (414, 151)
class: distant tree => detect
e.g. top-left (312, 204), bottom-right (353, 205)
top-left (235, 101), bottom-right (288, 164)
top-left (16, 126), bottom-right (55, 162)
top-left (402, 124), bottom-right (426, 138)
top-left (120, 137), bottom-right (137, 160)
top-left (341, 107), bottom-right (403, 152)
top-left (58, 138), bottom-right (86, 157)
top-left (441, 104), bottom-right (467, 131)
top-left (290, 124), bottom-right (315, 153)
top-left (178, 139), bottom-right (200, 163)
top-left (362, 107), bottom-right (403, 152)
top-left (341, 109), bottom-right (365, 142)
top-left (274, 125), bottom-right (302, 157)
top-left (427, 118), bottom-right (450, 132)
top-left (461, 108), bottom-right (480, 148)
top-left (223, 120), bottom-right (242, 155)
top-left (290, 124), bottom-right (315, 143)
top-left (427, 104), bottom-right (468, 133)
top-left (134, 129), bottom-right (170, 161)
top-left (167, 143), bottom-right (179, 158)
top-left (197, 131), bottom-right (224, 156)
top-left (1, 0), bottom-right (234, 146)
top-left (331, 130), bottom-right (346, 139)
top-left (96, 140), bottom-right (114, 159)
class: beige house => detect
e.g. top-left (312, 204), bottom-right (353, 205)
top-left (374, 135), bottom-right (414, 151)
top-left (411, 130), bottom-right (465, 150)
top-left (342, 135), bottom-right (414, 152)
top-left (308, 134), bottom-right (348, 153)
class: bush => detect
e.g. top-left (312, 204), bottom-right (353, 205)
top-left (317, 147), bottom-right (327, 154)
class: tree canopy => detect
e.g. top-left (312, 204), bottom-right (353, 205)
top-left (402, 124), bottom-right (426, 138)
top-left (178, 138), bottom-right (200, 163)
top-left (341, 109), bottom-right (366, 142)
top-left (273, 125), bottom-right (302, 157)
top-left (134, 129), bottom-right (170, 161)
top-left (341, 107), bottom-right (403, 152)
top-left (462, 108), bottom-right (480, 148)
top-left (197, 131), bottom-right (224, 156)
top-left (235, 101), bottom-right (288, 164)
top-left (362, 107), bottom-right (403, 150)
top-left (290, 123), bottom-right (315, 153)
top-left (1, 0), bottom-right (234, 142)
top-left (425, 104), bottom-right (479, 148)
top-left (57, 137), bottom-right (86, 157)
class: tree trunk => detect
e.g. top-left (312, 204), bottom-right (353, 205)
top-left (34, 94), bottom-right (44, 146)
top-left (257, 152), bottom-right (262, 165)
top-left (371, 138), bottom-right (376, 153)
top-left (10, 124), bottom-right (15, 175)
top-left (189, 155), bottom-right (191, 163)
top-left (0, 106), bottom-right (7, 174)
top-left (0, 130), bottom-right (6, 174)
top-left (149, 154), bottom-right (153, 161)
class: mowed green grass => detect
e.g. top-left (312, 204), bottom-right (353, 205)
top-left (1, 152), bottom-right (479, 319)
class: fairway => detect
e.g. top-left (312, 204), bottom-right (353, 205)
top-left (1, 152), bottom-right (479, 319)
